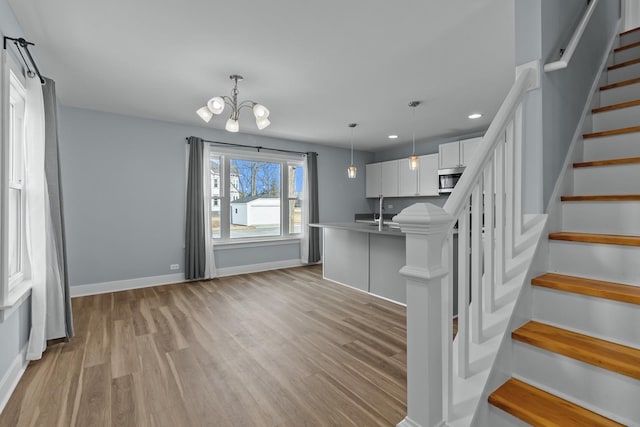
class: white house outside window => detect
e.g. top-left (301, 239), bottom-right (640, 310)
top-left (208, 148), bottom-right (304, 241)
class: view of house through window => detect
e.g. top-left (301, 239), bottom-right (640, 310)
top-left (209, 149), bottom-right (304, 241)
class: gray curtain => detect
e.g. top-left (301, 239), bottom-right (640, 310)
top-left (185, 137), bottom-right (206, 279)
top-left (307, 152), bottom-right (321, 263)
top-left (42, 78), bottom-right (73, 339)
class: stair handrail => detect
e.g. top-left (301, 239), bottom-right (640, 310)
top-left (395, 60), bottom-right (540, 427)
top-left (443, 64), bottom-right (538, 219)
top-left (544, 0), bottom-right (600, 72)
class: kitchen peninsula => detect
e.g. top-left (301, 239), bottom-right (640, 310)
top-left (310, 222), bottom-right (407, 304)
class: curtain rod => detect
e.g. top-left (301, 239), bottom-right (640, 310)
top-left (3, 36), bottom-right (45, 85)
top-left (186, 137), bottom-right (318, 156)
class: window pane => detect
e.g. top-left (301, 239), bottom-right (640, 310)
top-left (288, 164), bottom-right (303, 234)
top-left (8, 188), bottom-right (21, 277)
top-left (210, 155), bottom-right (221, 239)
top-left (230, 159), bottom-right (281, 239)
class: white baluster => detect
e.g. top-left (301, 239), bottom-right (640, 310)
top-left (457, 204), bottom-right (470, 379)
top-left (494, 138), bottom-right (506, 289)
top-left (471, 183), bottom-right (484, 344)
top-left (505, 119), bottom-right (515, 261)
top-left (513, 103), bottom-right (524, 237)
top-left (484, 158), bottom-right (495, 312)
top-left (444, 236), bottom-right (454, 420)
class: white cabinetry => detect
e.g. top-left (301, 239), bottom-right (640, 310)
top-left (397, 158), bottom-right (418, 196)
top-left (439, 141), bottom-right (462, 169)
top-left (418, 154), bottom-right (439, 196)
top-left (438, 137), bottom-right (482, 169)
top-left (380, 161), bottom-right (399, 197)
top-left (366, 154), bottom-right (438, 197)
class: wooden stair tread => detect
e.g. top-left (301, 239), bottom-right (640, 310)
top-left (532, 273), bottom-right (640, 305)
top-left (561, 194), bottom-right (640, 201)
top-left (621, 26), bottom-right (640, 36)
top-left (592, 99), bottom-right (640, 114)
top-left (614, 40), bottom-right (640, 53)
top-left (600, 77), bottom-right (640, 91)
top-left (573, 156), bottom-right (640, 168)
top-left (513, 321), bottom-right (640, 380)
top-left (549, 231), bottom-right (640, 246)
top-left (609, 57), bottom-right (640, 71)
top-left (583, 125), bottom-right (640, 139)
top-left (488, 378), bottom-right (624, 427)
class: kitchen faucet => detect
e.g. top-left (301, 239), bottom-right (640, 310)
top-left (378, 195), bottom-right (384, 231)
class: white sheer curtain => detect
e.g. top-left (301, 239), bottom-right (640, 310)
top-left (203, 143), bottom-right (216, 278)
top-left (23, 76), bottom-right (48, 360)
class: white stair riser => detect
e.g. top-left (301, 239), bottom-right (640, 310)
top-left (614, 44), bottom-right (640, 63)
top-left (600, 82), bottom-right (640, 106)
top-left (549, 241), bottom-right (640, 286)
top-left (583, 132), bottom-right (640, 161)
top-left (533, 286), bottom-right (640, 348)
top-left (608, 62), bottom-right (640, 84)
top-left (592, 104), bottom-right (640, 132)
top-left (573, 163), bottom-right (640, 195)
top-left (562, 201), bottom-right (640, 235)
top-left (621, 31), bottom-right (640, 46)
top-left (484, 406), bottom-right (531, 427)
top-left (513, 343), bottom-right (640, 425)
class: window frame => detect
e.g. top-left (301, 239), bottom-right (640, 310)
top-left (207, 145), bottom-right (305, 244)
top-left (1, 50), bottom-right (32, 315)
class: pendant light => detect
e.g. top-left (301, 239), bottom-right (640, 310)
top-left (408, 101), bottom-right (421, 170)
top-left (347, 123), bottom-right (357, 179)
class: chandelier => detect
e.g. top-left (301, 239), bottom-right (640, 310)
top-left (196, 74), bottom-right (270, 133)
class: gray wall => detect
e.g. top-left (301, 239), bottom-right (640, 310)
top-left (0, 0), bottom-right (31, 397)
top-left (514, 0), bottom-right (619, 213)
top-left (58, 107), bottom-right (372, 286)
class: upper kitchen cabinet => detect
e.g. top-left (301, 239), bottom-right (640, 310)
top-left (366, 160), bottom-right (398, 197)
top-left (367, 155), bottom-right (438, 198)
top-left (397, 158), bottom-right (418, 196)
top-left (461, 137), bottom-right (482, 166)
top-left (380, 160), bottom-right (399, 197)
top-left (417, 154), bottom-right (439, 196)
top-left (438, 137), bottom-right (482, 169)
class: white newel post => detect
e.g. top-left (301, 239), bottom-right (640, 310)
top-left (394, 203), bottom-right (453, 427)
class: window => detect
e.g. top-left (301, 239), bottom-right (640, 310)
top-left (7, 71), bottom-right (27, 293)
top-left (208, 148), bottom-right (304, 241)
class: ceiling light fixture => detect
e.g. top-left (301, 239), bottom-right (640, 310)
top-left (408, 101), bottom-right (420, 171)
top-left (196, 74), bottom-right (270, 133)
top-left (468, 113), bottom-right (482, 119)
top-left (388, 135), bottom-right (399, 139)
top-left (347, 123), bottom-right (358, 179)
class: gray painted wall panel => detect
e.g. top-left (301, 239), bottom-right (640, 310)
top-left (58, 107), bottom-right (372, 286)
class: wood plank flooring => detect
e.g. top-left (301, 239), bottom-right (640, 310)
top-left (0, 265), bottom-right (420, 427)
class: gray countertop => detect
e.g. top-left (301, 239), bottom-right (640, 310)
top-left (310, 222), bottom-right (405, 236)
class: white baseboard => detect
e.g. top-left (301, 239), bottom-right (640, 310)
top-left (0, 345), bottom-right (28, 416)
top-left (70, 260), bottom-right (307, 297)
top-left (215, 259), bottom-right (304, 278)
top-left (70, 273), bottom-right (184, 298)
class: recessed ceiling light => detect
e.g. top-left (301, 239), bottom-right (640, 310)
top-left (468, 113), bottom-right (482, 119)
top-left (388, 135), bottom-right (398, 139)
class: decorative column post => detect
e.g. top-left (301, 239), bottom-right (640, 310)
top-left (394, 203), bottom-right (453, 427)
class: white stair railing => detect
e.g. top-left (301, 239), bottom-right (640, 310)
top-left (395, 60), bottom-right (540, 427)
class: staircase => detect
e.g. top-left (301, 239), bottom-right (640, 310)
top-left (487, 26), bottom-right (640, 426)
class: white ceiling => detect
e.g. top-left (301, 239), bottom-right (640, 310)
top-left (8, 0), bottom-right (514, 151)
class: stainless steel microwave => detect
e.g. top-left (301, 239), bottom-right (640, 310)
top-left (438, 167), bottom-right (465, 194)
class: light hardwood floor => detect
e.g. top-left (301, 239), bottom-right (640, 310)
top-left (0, 265), bottom-right (414, 426)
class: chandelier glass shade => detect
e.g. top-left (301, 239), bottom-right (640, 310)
top-left (347, 123), bottom-right (357, 179)
top-left (197, 75), bottom-right (270, 133)
top-left (408, 101), bottom-right (421, 170)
